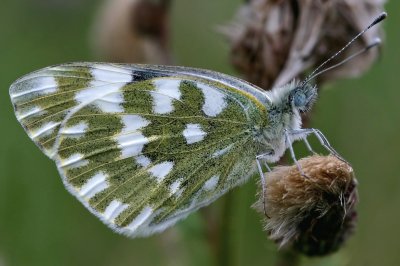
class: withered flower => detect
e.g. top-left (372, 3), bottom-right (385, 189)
top-left (91, 0), bottom-right (172, 64)
top-left (253, 155), bottom-right (358, 256)
top-left (223, 0), bottom-right (386, 89)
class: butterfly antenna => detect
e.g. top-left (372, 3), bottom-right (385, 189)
top-left (305, 38), bottom-right (381, 81)
top-left (301, 12), bottom-right (387, 86)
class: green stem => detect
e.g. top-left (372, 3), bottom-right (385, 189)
top-left (201, 191), bottom-right (235, 266)
top-left (275, 250), bottom-right (301, 266)
top-left (218, 192), bottom-right (234, 266)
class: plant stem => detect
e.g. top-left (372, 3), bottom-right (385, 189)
top-left (201, 191), bottom-right (235, 266)
top-left (275, 250), bottom-right (300, 266)
top-left (218, 192), bottom-right (234, 266)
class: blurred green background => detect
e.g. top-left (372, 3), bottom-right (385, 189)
top-left (0, 0), bottom-right (399, 266)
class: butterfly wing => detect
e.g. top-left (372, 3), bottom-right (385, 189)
top-left (10, 63), bottom-right (268, 237)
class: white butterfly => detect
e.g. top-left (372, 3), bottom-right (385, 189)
top-left (9, 13), bottom-right (385, 237)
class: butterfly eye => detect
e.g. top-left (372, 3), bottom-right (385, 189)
top-left (290, 85), bottom-right (317, 113)
top-left (293, 91), bottom-right (307, 108)
top-left (290, 88), bottom-right (306, 108)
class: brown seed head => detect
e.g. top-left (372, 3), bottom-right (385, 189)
top-left (91, 0), bottom-right (172, 64)
top-left (222, 0), bottom-right (386, 90)
top-left (253, 155), bottom-right (358, 256)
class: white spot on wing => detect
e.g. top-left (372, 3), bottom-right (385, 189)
top-left (121, 115), bottom-right (150, 133)
top-left (183, 124), bottom-right (206, 144)
top-left (60, 153), bottom-right (89, 169)
top-left (30, 121), bottom-right (60, 139)
top-left (114, 133), bottom-right (149, 159)
top-left (79, 172), bottom-right (109, 199)
top-left (148, 161), bottom-right (174, 183)
top-left (18, 106), bottom-right (45, 120)
top-left (75, 65), bottom-right (131, 113)
top-left (11, 76), bottom-right (58, 98)
top-left (197, 83), bottom-right (227, 117)
top-left (212, 144), bottom-right (233, 158)
top-left (61, 121), bottom-right (88, 138)
top-left (170, 178), bottom-right (183, 195)
top-left (203, 175), bottom-right (219, 191)
top-left (92, 92), bottom-right (124, 113)
top-left (103, 200), bottom-right (129, 222)
top-left (91, 64), bottom-right (132, 83)
top-left (152, 79), bottom-right (181, 114)
top-left (125, 206), bottom-right (153, 232)
top-left (135, 155), bottom-right (151, 167)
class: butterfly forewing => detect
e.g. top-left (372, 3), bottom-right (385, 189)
top-left (10, 63), bottom-right (268, 237)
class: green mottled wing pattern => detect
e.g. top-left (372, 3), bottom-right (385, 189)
top-left (10, 63), bottom-right (268, 237)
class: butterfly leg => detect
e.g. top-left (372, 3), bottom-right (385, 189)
top-left (287, 128), bottom-right (315, 154)
top-left (311, 128), bottom-right (348, 164)
top-left (289, 128), bottom-right (349, 165)
top-left (256, 152), bottom-right (273, 217)
top-left (303, 138), bottom-right (317, 155)
top-left (284, 129), bottom-right (308, 178)
top-left (256, 158), bottom-right (267, 216)
top-left (264, 161), bottom-right (272, 172)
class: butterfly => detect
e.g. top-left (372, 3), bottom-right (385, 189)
top-left (9, 12), bottom-right (386, 238)
top-left (7, 62), bottom-right (338, 237)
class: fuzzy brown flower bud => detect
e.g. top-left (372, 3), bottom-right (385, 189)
top-left (223, 0), bottom-right (386, 90)
top-left (253, 155), bottom-right (358, 256)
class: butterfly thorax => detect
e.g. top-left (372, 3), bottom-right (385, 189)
top-left (253, 81), bottom-right (317, 163)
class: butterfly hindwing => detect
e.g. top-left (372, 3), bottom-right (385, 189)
top-left (10, 63), bottom-right (268, 237)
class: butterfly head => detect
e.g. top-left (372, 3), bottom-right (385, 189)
top-left (266, 81), bottom-right (317, 116)
top-left (289, 83), bottom-right (317, 113)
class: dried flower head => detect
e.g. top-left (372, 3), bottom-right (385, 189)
top-left (223, 0), bottom-right (386, 89)
top-left (253, 155), bottom-right (358, 256)
top-left (91, 0), bottom-right (172, 64)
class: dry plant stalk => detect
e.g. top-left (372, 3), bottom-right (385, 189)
top-left (91, 0), bottom-right (172, 64)
top-left (223, 0), bottom-right (386, 90)
top-left (224, 1), bottom-right (385, 257)
top-left (253, 155), bottom-right (358, 256)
